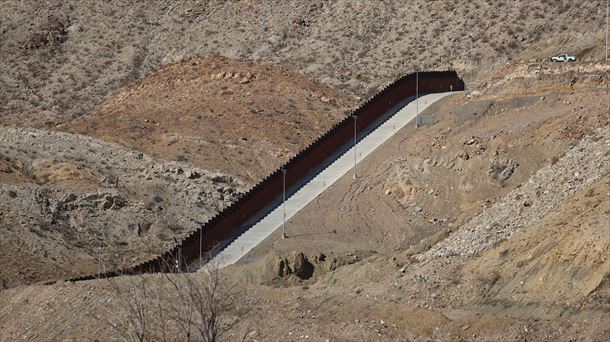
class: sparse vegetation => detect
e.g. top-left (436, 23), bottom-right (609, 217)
top-left (104, 259), bottom-right (239, 342)
top-left (0, 1), bottom-right (605, 128)
top-left (0, 1), bottom-right (608, 341)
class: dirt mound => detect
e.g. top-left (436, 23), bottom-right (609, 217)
top-left (223, 250), bottom-right (375, 287)
top-left (58, 57), bottom-right (354, 183)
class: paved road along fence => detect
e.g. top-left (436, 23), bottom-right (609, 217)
top-left (71, 70), bottom-right (464, 281)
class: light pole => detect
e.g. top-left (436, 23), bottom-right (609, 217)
top-left (415, 71), bottom-right (420, 127)
top-left (352, 115), bottom-right (358, 179)
top-left (606, 0), bottom-right (610, 60)
top-left (470, 34), bottom-right (475, 85)
top-left (199, 228), bottom-right (202, 264)
top-left (281, 168), bottom-right (287, 238)
top-left (97, 257), bottom-right (101, 277)
top-left (606, 0), bottom-right (608, 60)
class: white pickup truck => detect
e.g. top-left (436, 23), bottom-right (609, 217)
top-left (551, 54), bottom-right (576, 62)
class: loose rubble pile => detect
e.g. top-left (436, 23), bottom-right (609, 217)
top-left (420, 127), bottom-right (609, 260)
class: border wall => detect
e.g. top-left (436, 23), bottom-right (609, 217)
top-left (71, 70), bottom-right (464, 281)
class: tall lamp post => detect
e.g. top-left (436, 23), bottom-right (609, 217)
top-left (415, 70), bottom-right (420, 127)
top-left (352, 115), bottom-right (358, 179)
top-left (606, 0), bottom-right (610, 60)
top-left (468, 34), bottom-right (475, 87)
top-left (175, 247), bottom-right (181, 271)
top-left (606, 0), bottom-right (608, 61)
top-left (281, 168), bottom-right (287, 238)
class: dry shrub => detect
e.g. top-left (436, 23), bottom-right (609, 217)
top-left (101, 258), bottom-right (240, 342)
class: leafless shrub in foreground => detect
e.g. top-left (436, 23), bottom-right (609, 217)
top-left (163, 263), bottom-right (237, 342)
top-left (101, 256), bottom-right (239, 342)
top-left (105, 275), bottom-right (157, 342)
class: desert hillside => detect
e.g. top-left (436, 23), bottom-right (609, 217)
top-left (1, 61), bottom-right (608, 340)
top-left (0, 54), bottom-right (358, 287)
top-left (0, 127), bottom-right (247, 286)
top-left (244, 61), bottom-right (609, 259)
top-left (0, 1), bottom-right (609, 341)
top-left (1, 0), bottom-right (606, 127)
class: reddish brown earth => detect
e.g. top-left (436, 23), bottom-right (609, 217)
top-left (58, 57), bottom-right (356, 184)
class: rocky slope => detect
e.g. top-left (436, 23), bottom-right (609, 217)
top-left (474, 61), bottom-right (610, 97)
top-left (0, 127), bottom-right (246, 287)
top-left (1, 0), bottom-right (606, 127)
top-left (421, 131), bottom-right (609, 260)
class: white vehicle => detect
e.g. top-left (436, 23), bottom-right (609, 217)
top-left (551, 54), bottom-right (576, 62)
